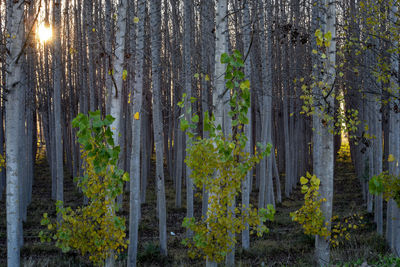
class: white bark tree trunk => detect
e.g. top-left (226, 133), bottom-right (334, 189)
top-left (241, 0), bottom-right (252, 250)
top-left (128, 0), bottom-right (146, 266)
top-left (313, 0), bottom-right (336, 265)
top-left (150, 0), bottom-right (168, 256)
top-left (107, 0), bottom-right (128, 266)
top-left (206, 0), bottom-right (228, 266)
top-left (5, 0), bottom-right (25, 265)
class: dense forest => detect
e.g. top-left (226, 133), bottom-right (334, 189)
top-left (0, 0), bottom-right (400, 266)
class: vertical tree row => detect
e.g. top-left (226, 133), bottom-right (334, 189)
top-left (3, 0), bottom-right (400, 265)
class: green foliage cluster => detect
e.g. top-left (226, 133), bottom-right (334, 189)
top-left (357, 0), bottom-right (400, 88)
top-left (291, 173), bottom-right (364, 248)
top-left (179, 50), bottom-right (275, 263)
top-left (369, 170), bottom-right (400, 206)
top-left (40, 111), bottom-right (129, 266)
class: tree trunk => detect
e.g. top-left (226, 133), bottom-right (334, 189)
top-left (207, 0), bottom-right (228, 266)
top-left (184, 0), bottom-right (194, 236)
top-left (313, 0), bottom-right (336, 265)
top-left (150, 0), bottom-right (168, 256)
top-left (5, 0), bottom-right (25, 265)
top-left (241, 0), bottom-right (252, 250)
top-left (128, 0), bottom-right (146, 265)
top-left (53, 0), bottom-right (64, 220)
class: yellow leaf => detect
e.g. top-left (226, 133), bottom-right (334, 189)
top-left (388, 154), bottom-right (395, 162)
top-left (300, 176), bottom-right (308, 185)
top-left (301, 185), bottom-right (309, 192)
top-left (122, 69), bottom-right (128, 81)
top-left (134, 112), bottom-right (140, 120)
top-left (205, 74), bottom-right (210, 81)
top-left (133, 17), bottom-right (139, 23)
top-left (92, 28), bottom-right (96, 32)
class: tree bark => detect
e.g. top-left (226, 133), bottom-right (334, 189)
top-left (5, 0), bottom-right (25, 265)
top-left (313, 0), bottom-right (336, 265)
top-left (128, 0), bottom-right (146, 265)
top-left (53, 0), bottom-right (64, 220)
top-left (150, 0), bottom-right (168, 256)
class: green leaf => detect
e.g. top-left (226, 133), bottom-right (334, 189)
top-left (180, 119), bottom-right (189, 131)
top-left (221, 53), bottom-right (230, 64)
top-left (192, 114), bottom-right (199, 123)
top-left (240, 80), bottom-right (250, 90)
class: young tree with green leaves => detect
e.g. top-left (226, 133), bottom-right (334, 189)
top-left (180, 50), bottom-right (275, 266)
top-left (40, 111), bottom-right (129, 266)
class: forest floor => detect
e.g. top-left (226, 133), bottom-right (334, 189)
top-left (0, 141), bottom-right (398, 267)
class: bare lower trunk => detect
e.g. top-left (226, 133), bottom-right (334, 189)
top-left (5, 1), bottom-right (25, 265)
top-left (150, 0), bottom-right (167, 255)
top-left (127, 0), bottom-right (146, 265)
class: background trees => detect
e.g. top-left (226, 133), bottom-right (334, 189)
top-left (1, 0), bottom-right (400, 265)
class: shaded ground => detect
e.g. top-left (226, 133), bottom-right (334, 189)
top-left (0, 142), bottom-right (396, 266)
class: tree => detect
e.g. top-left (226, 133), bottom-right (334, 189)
top-left (108, 0), bottom-right (128, 265)
top-left (53, 0), bottom-right (64, 220)
top-left (312, 0), bottom-right (336, 265)
top-left (5, 0), bottom-right (26, 265)
top-left (183, 0), bottom-right (194, 236)
top-left (241, 0), bottom-right (252, 250)
top-left (150, 0), bottom-right (168, 256)
top-left (208, 0), bottom-right (228, 265)
top-left (128, 0), bottom-right (146, 265)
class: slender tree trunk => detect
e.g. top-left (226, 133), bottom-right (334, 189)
top-left (105, 0), bottom-right (113, 114)
top-left (128, 0), bottom-right (146, 265)
top-left (150, 0), bottom-right (168, 256)
top-left (184, 0), bottom-right (194, 236)
top-left (200, 0), bottom-right (214, 218)
top-left (5, 0), bottom-right (25, 265)
top-left (53, 0), bottom-right (64, 220)
top-left (388, 2), bottom-right (400, 255)
top-left (107, 0), bottom-right (128, 265)
top-left (241, 0), bottom-right (252, 250)
top-left (313, 0), bottom-right (336, 265)
top-left (206, 0), bottom-right (228, 266)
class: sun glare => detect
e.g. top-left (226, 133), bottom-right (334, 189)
top-left (37, 24), bottom-right (52, 43)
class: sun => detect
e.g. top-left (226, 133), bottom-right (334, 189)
top-left (37, 24), bottom-right (52, 43)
